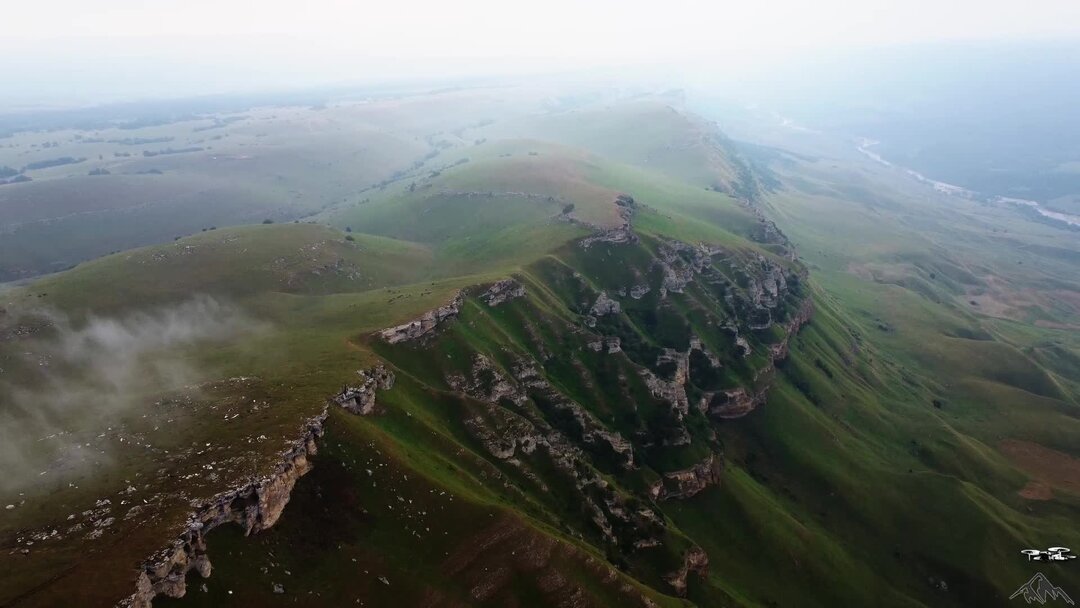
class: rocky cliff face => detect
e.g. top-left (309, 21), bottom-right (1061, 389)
top-left (122, 358), bottom-right (407, 607)
top-left (360, 198), bottom-right (813, 597)
top-left (706, 296), bottom-right (813, 419)
top-left (379, 291), bottom-right (465, 344)
top-left (649, 454), bottom-right (724, 501)
top-left (480, 278), bottom-right (526, 307)
top-left (121, 410), bottom-right (327, 608)
top-left (447, 353), bottom-right (664, 552)
top-left (332, 364), bottom-right (396, 415)
top-left (371, 228), bottom-right (812, 596)
top-left (664, 546), bottom-right (710, 597)
top-left (219, 191), bottom-right (812, 600)
top-left (578, 195), bottom-right (638, 249)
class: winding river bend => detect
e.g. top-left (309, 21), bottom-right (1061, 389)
top-left (856, 138), bottom-right (1080, 228)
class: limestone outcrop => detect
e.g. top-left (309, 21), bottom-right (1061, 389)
top-left (664, 546), bottom-right (709, 597)
top-left (587, 336), bottom-right (622, 353)
top-left (580, 195), bottom-right (638, 249)
top-left (590, 292), bottom-right (621, 316)
top-left (332, 364), bottom-right (396, 415)
top-left (447, 354), bottom-right (527, 407)
top-left (649, 454), bottom-right (723, 501)
top-left (653, 240), bottom-right (724, 297)
top-left (453, 357), bottom-right (662, 550)
top-left (707, 297), bottom-right (813, 418)
top-left (123, 410), bottom-right (328, 608)
top-left (480, 278), bottom-right (526, 307)
top-left (379, 291), bottom-right (464, 344)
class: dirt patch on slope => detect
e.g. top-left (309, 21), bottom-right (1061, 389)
top-left (1000, 439), bottom-right (1080, 499)
top-left (1018, 481), bottom-right (1054, 500)
top-left (429, 513), bottom-right (652, 607)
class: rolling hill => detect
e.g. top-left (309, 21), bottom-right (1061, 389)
top-left (0, 89), bottom-right (1078, 608)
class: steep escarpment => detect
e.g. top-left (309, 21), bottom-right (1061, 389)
top-left (122, 410), bottom-right (328, 608)
top-left (119, 190), bottom-right (810, 604)
top-left (332, 365), bottom-right (396, 415)
top-left (122, 366), bottom-right (401, 608)
top-left (380, 292), bottom-right (465, 344)
top-left (649, 454), bottom-right (723, 501)
top-left (368, 204), bottom-right (812, 595)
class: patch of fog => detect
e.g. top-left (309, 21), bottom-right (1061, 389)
top-left (0, 296), bottom-right (257, 497)
top-left (856, 138), bottom-right (1080, 227)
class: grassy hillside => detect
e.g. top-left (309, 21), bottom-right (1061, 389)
top-left (1, 93), bottom-right (1078, 608)
top-left (483, 101), bottom-right (753, 194)
top-left (0, 90), bottom-right (546, 282)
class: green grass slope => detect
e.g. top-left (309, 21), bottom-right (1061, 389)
top-left (2, 95), bottom-right (1078, 608)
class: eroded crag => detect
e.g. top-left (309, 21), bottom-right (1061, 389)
top-left (370, 207), bottom-right (811, 595)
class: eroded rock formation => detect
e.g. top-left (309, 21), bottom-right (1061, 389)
top-left (653, 240), bottom-right (725, 297)
top-left (480, 278), bottom-right (526, 307)
top-left (379, 291), bottom-right (465, 344)
top-left (580, 195), bottom-right (638, 249)
top-left (446, 355), bottom-right (666, 550)
top-left (649, 454), bottom-right (723, 501)
top-left (123, 410), bottom-right (328, 608)
top-left (590, 292), bottom-right (621, 316)
top-left (707, 297), bottom-right (813, 418)
top-left (447, 354), bottom-right (526, 407)
top-left (664, 546), bottom-right (709, 597)
top-left (332, 364), bottom-right (396, 415)
top-left (587, 336), bottom-right (622, 353)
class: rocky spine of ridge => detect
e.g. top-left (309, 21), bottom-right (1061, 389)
top-left (378, 279), bottom-right (525, 345)
top-left (480, 278), bottom-right (526, 307)
top-left (332, 364), bottom-right (396, 415)
top-left (664, 546), bottom-right (710, 597)
top-left (372, 192), bottom-right (813, 595)
top-left (122, 410), bottom-right (329, 608)
top-left (379, 291), bottom-right (465, 344)
top-left (449, 354), bottom-right (662, 550)
top-left (123, 362), bottom-right (403, 608)
top-left (614, 240), bottom-right (811, 431)
top-left (706, 296), bottom-right (813, 419)
top-left (578, 194), bottom-right (638, 249)
top-left (649, 454), bottom-right (724, 501)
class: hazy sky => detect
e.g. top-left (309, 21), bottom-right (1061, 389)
top-left (2, 0), bottom-right (1079, 105)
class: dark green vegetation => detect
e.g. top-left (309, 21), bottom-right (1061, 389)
top-left (0, 87), bottom-right (1078, 607)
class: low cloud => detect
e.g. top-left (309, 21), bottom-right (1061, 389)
top-left (0, 296), bottom-right (256, 497)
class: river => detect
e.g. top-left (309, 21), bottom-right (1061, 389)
top-left (855, 138), bottom-right (1080, 228)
